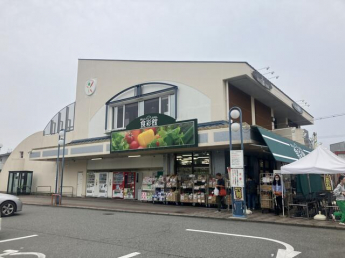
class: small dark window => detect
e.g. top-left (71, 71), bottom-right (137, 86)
top-left (20, 151), bottom-right (24, 158)
top-left (117, 106), bottom-right (124, 128)
top-left (144, 98), bottom-right (159, 114)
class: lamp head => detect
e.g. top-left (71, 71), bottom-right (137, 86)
top-left (59, 130), bottom-right (65, 137)
top-left (231, 123), bottom-right (240, 132)
top-left (230, 109), bottom-right (240, 120)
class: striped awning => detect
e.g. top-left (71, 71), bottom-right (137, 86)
top-left (254, 126), bottom-right (312, 163)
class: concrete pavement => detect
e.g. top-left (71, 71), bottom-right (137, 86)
top-left (0, 205), bottom-right (344, 258)
top-left (18, 195), bottom-right (345, 230)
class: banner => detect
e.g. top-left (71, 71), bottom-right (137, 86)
top-left (110, 119), bottom-right (197, 152)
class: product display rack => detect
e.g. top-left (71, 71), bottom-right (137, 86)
top-left (165, 175), bottom-right (179, 205)
top-left (152, 176), bottom-right (166, 203)
top-left (141, 177), bottom-right (155, 202)
top-left (193, 174), bottom-right (207, 206)
top-left (260, 173), bottom-right (274, 212)
top-left (179, 174), bottom-right (195, 205)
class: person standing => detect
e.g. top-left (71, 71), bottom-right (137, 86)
top-left (246, 176), bottom-right (257, 210)
top-left (331, 175), bottom-right (345, 226)
top-left (215, 173), bottom-right (225, 212)
top-left (272, 174), bottom-right (284, 216)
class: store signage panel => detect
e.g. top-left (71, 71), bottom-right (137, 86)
top-left (230, 150), bottom-right (244, 168)
top-left (292, 102), bottom-right (303, 114)
top-left (126, 113), bottom-right (176, 130)
top-left (110, 118), bottom-right (198, 152)
top-left (252, 71), bottom-right (273, 90)
top-left (230, 169), bottom-right (244, 187)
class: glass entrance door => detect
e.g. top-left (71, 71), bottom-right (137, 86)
top-left (7, 171), bottom-right (33, 195)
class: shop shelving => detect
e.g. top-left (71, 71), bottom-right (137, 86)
top-left (260, 173), bottom-right (274, 212)
top-left (141, 177), bottom-right (155, 202)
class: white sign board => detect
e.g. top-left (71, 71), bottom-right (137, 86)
top-left (230, 168), bottom-right (244, 187)
top-left (230, 150), bottom-right (244, 168)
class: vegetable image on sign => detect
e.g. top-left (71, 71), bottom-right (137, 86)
top-left (110, 119), bottom-right (197, 152)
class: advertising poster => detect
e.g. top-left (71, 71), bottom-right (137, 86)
top-left (324, 175), bottom-right (333, 191)
top-left (110, 118), bottom-right (197, 152)
top-left (234, 187), bottom-right (244, 201)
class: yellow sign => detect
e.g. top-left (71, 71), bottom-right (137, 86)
top-left (234, 187), bottom-right (244, 201)
top-left (324, 175), bottom-right (333, 191)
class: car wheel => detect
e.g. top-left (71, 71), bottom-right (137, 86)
top-left (1, 201), bottom-right (16, 217)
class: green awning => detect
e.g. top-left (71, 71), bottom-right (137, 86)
top-left (254, 126), bottom-right (312, 163)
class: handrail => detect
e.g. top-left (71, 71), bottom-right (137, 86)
top-left (36, 186), bottom-right (52, 193)
top-left (60, 186), bottom-right (73, 197)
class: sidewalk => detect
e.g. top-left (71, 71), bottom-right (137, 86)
top-left (19, 195), bottom-right (344, 230)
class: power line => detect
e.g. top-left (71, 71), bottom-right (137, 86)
top-left (314, 113), bottom-right (345, 121)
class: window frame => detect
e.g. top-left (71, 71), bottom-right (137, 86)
top-left (110, 94), bottom-right (172, 130)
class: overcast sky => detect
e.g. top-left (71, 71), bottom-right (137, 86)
top-left (1, 0), bottom-right (345, 153)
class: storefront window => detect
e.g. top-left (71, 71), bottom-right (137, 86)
top-left (117, 106), bottom-right (124, 128)
top-left (176, 152), bottom-right (210, 175)
top-left (161, 96), bottom-right (169, 115)
top-left (43, 102), bottom-right (76, 135)
top-left (144, 98), bottom-right (159, 114)
top-left (124, 103), bottom-right (138, 127)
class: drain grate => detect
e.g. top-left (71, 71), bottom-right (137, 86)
top-left (103, 212), bottom-right (115, 215)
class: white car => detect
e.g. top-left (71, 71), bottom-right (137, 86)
top-left (0, 193), bottom-right (23, 217)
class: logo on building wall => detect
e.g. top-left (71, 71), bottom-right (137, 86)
top-left (252, 71), bottom-right (273, 90)
top-left (140, 115), bottom-right (158, 129)
top-left (290, 143), bottom-right (306, 159)
top-left (85, 79), bottom-right (97, 96)
top-left (292, 102), bottom-right (303, 114)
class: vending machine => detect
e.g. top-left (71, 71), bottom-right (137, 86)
top-left (113, 172), bottom-right (124, 198)
top-left (123, 172), bottom-right (136, 199)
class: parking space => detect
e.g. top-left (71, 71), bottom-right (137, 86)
top-left (0, 205), bottom-right (344, 257)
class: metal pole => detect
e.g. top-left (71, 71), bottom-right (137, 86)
top-left (229, 107), bottom-right (246, 218)
top-left (60, 130), bottom-right (66, 203)
top-left (281, 174), bottom-right (285, 217)
top-left (228, 110), bottom-right (232, 212)
top-left (55, 137), bottom-right (61, 194)
top-left (239, 108), bottom-right (246, 213)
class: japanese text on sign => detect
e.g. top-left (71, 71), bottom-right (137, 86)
top-left (230, 169), bottom-right (244, 187)
top-left (140, 116), bottom-right (158, 128)
top-left (230, 150), bottom-right (244, 168)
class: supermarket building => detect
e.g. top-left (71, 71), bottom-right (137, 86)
top-left (0, 60), bottom-right (313, 199)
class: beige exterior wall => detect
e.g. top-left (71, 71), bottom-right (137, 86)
top-left (75, 60), bottom-right (253, 140)
top-left (0, 132), bottom-right (56, 192)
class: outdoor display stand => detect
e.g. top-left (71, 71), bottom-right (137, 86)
top-left (141, 177), bottom-right (154, 201)
top-left (207, 176), bottom-right (217, 207)
top-left (165, 175), bottom-right (179, 204)
top-left (180, 174), bottom-right (195, 205)
top-left (152, 176), bottom-right (166, 203)
top-left (260, 173), bottom-right (274, 212)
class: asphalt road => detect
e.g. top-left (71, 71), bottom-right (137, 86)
top-left (0, 205), bottom-right (344, 258)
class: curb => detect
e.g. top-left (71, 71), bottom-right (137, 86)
top-left (23, 202), bottom-right (343, 231)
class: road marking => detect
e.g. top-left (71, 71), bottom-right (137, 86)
top-left (118, 252), bottom-right (140, 258)
top-left (186, 229), bottom-right (301, 258)
top-left (0, 235), bottom-right (38, 244)
top-left (0, 250), bottom-right (45, 257)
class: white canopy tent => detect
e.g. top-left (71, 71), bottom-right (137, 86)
top-left (281, 146), bottom-right (345, 175)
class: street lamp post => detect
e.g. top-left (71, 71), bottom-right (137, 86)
top-left (58, 130), bottom-right (66, 204)
top-left (55, 138), bottom-right (61, 204)
top-left (228, 107), bottom-right (246, 218)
